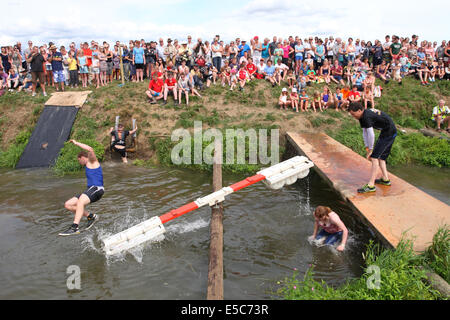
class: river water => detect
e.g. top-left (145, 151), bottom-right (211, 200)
top-left (0, 163), bottom-right (446, 299)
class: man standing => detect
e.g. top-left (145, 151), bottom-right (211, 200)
top-left (157, 38), bottom-right (165, 64)
top-left (348, 102), bottom-right (397, 193)
top-left (48, 45), bottom-right (65, 92)
top-left (269, 36), bottom-right (278, 63)
top-left (60, 140), bottom-right (103, 236)
top-left (390, 36), bottom-right (402, 61)
top-left (26, 46), bottom-right (47, 97)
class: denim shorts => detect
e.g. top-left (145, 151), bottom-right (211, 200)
top-left (53, 70), bottom-right (65, 83)
top-left (316, 229), bottom-right (343, 245)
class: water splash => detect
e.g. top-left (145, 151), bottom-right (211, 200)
top-left (166, 218), bottom-right (210, 235)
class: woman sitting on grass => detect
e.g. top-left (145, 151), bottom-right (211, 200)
top-left (309, 205), bottom-right (348, 252)
top-left (376, 60), bottom-right (390, 83)
top-left (321, 86), bottom-right (334, 110)
top-left (320, 59), bottom-right (331, 84)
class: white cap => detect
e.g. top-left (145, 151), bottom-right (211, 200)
top-left (292, 87), bottom-right (297, 92)
top-left (282, 88), bottom-right (287, 92)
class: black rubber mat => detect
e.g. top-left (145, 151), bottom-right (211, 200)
top-left (16, 106), bottom-right (78, 168)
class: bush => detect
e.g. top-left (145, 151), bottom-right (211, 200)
top-left (0, 130), bottom-right (31, 168)
top-left (52, 139), bottom-right (105, 175)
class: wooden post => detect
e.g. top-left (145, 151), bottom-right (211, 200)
top-left (206, 139), bottom-right (224, 300)
top-left (119, 46), bottom-right (125, 85)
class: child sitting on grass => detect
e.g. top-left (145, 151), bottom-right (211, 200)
top-left (290, 87), bottom-right (299, 112)
top-left (311, 90), bottom-right (323, 112)
top-left (278, 87), bottom-right (290, 110)
top-left (299, 89), bottom-right (309, 112)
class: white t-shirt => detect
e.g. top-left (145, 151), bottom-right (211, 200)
top-left (156, 45), bottom-right (165, 61)
top-left (212, 44), bottom-right (222, 58)
top-left (257, 63), bottom-right (266, 73)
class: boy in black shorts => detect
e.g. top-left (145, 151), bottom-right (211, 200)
top-left (348, 102), bottom-right (397, 193)
top-left (60, 140), bottom-right (104, 236)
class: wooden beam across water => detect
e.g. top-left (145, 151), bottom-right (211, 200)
top-left (287, 131), bottom-right (450, 252)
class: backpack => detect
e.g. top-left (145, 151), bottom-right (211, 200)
top-left (374, 86), bottom-right (382, 98)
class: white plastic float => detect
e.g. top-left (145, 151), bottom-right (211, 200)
top-left (102, 156), bottom-right (314, 255)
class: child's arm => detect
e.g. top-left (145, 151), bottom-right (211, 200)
top-left (330, 214), bottom-right (348, 251)
top-left (309, 220), bottom-right (319, 240)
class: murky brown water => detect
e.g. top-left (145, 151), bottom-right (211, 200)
top-left (5, 162), bottom-right (439, 299)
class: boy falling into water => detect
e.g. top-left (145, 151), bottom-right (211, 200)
top-left (59, 140), bottom-right (104, 236)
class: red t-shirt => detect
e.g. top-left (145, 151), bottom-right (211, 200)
top-left (149, 79), bottom-right (164, 92)
top-left (246, 63), bottom-right (257, 75)
top-left (165, 78), bottom-right (176, 87)
top-left (83, 48), bottom-right (92, 66)
top-left (348, 90), bottom-right (361, 100)
top-left (238, 69), bottom-right (247, 80)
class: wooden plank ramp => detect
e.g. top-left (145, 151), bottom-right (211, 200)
top-left (287, 131), bottom-right (450, 252)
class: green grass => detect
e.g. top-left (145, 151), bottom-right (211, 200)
top-left (277, 238), bottom-right (443, 300)
top-left (151, 126), bottom-right (281, 174)
top-left (0, 129), bottom-right (31, 168)
top-left (327, 120), bottom-right (450, 167)
top-left (422, 225), bottom-right (449, 283)
top-left (52, 114), bottom-right (105, 175)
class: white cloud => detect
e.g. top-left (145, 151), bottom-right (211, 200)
top-left (1, 0), bottom-right (448, 47)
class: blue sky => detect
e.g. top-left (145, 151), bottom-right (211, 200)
top-left (1, 0), bottom-right (449, 47)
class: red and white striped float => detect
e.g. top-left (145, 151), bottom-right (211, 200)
top-left (102, 156), bottom-right (314, 255)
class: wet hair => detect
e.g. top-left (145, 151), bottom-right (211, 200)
top-left (348, 102), bottom-right (364, 112)
top-left (78, 151), bottom-right (88, 159)
top-left (314, 206), bottom-right (332, 219)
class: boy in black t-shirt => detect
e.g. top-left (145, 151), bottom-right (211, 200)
top-left (109, 124), bottom-right (138, 163)
top-left (348, 102), bottom-right (397, 193)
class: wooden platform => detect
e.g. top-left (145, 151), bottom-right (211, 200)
top-left (287, 131), bottom-right (450, 252)
top-left (44, 91), bottom-right (92, 108)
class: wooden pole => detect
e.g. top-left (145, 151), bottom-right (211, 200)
top-left (119, 46), bottom-right (125, 85)
top-left (206, 139), bottom-right (224, 300)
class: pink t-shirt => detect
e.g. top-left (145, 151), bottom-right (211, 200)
top-left (282, 45), bottom-right (290, 58)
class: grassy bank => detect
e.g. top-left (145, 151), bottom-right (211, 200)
top-left (0, 75), bottom-right (449, 173)
top-left (326, 119), bottom-right (450, 167)
top-left (276, 230), bottom-right (449, 300)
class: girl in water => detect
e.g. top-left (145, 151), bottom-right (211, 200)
top-left (309, 206), bottom-right (348, 252)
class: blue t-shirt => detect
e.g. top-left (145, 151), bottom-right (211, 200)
top-left (262, 44), bottom-right (270, 59)
top-left (264, 65), bottom-right (275, 76)
top-left (353, 73), bottom-right (366, 86)
top-left (133, 47), bottom-right (145, 64)
top-left (316, 45), bottom-right (325, 58)
top-left (238, 44), bottom-right (251, 58)
top-left (295, 45), bottom-right (304, 57)
top-left (51, 52), bottom-right (64, 71)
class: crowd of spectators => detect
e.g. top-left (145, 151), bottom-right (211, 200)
top-left (0, 34), bottom-right (449, 125)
